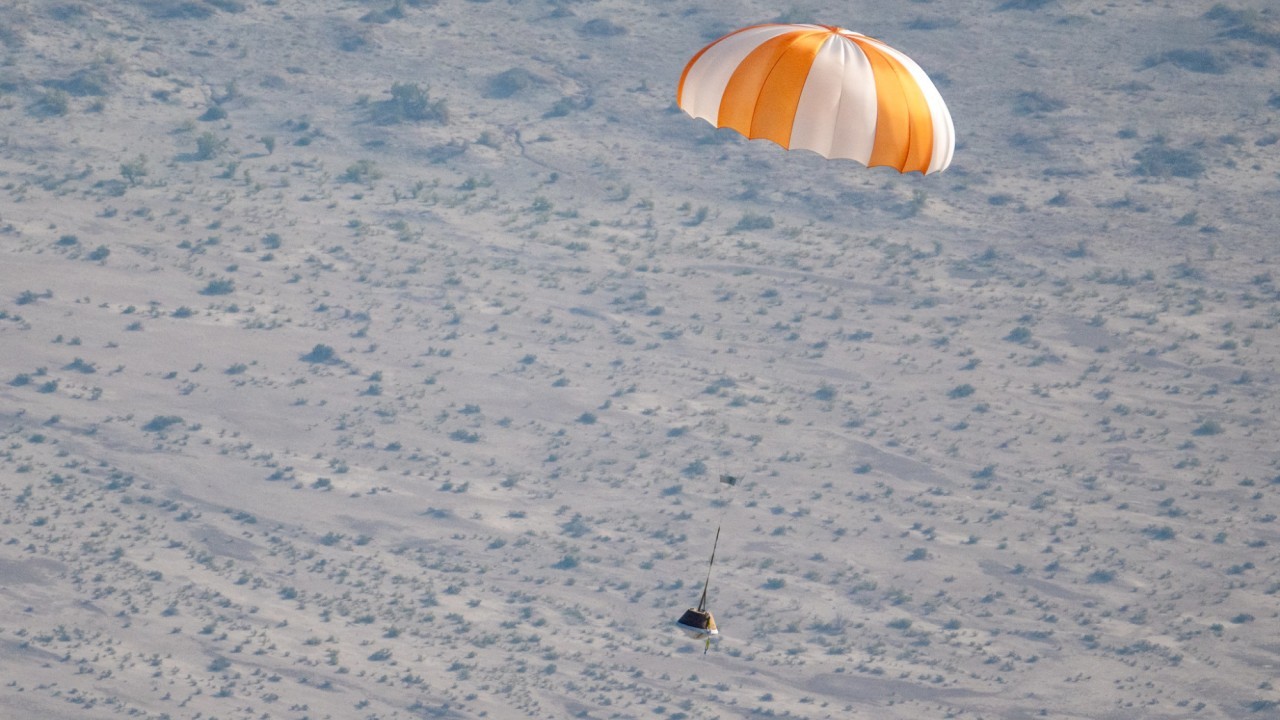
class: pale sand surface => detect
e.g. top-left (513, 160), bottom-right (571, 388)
top-left (0, 2), bottom-right (1277, 718)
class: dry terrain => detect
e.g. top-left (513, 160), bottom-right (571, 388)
top-left (1, 1), bottom-right (1278, 719)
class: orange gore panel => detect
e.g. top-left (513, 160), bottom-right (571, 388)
top-left (717, 29), bottom-right (829, 149)
top-left (851, 37), bottom-right (935, 173)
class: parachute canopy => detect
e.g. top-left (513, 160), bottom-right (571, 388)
top-left (677, 23), bottom-right (955, 175)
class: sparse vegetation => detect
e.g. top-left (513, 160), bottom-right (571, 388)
top-left (301, 344), bottom-right (340, 364)
top-left (1133, 137), bottom-right (1206, 178)
top-left (0, 5), bottom-right (1273, 719)
top-left (193, 131), bottom-right (228, 160)
top-left (372, 82), bottom-right (448, 124)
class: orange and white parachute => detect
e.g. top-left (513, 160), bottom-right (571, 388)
top-left (677, 23), bottom-right (955, 175)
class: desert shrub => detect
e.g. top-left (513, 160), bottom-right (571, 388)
top-left (1005, 326), bottom-right (1032, 343)
top-left (301, 344), bottom-right (339, 364)
top-left (1013, 90), bottom-right (1066, 115)
top-left (341, 159), bottom-right (381, 184)
top-left (997, 0), bottom-right (1053, 8)
top-left (450, 429), bottom-right (479, 443)
top-left (360, 4), bottom-right (404, 24)
top-left (485, 68), bottom-right (540, 98)
top-left (948, 384), bottom-right (975, 399)
top-left (1192, 420), bottom-right (1223, 436)
top-left (338, 25), bottom-right (372, 52)
top-left (16, 289), bottom-right (51, 305)
top-left (199, 105), bottom-right (227, 121)
top-left (199, 278), bottom-right (234, 295)
top-left (50, 4), bottom-right (90, 21)
top-left (120, 154), bottom-right (147, 185)
top-left (907, 17), bottom-right (958, 31)
top-left (143, 415), bottom-right (184, 432)
top-left (65, 358), bottom-right (96, 374)
top-left (732, 213), bottom-right (774, 232)
top-left (580, 18), bottom-right (627, 37)
top-left (552, 555), bottom-right (579, 570)
top-left (87, 245), bottom-right (110, 261)
top-left (32, 89), bottom-right (70, 117)
top-left (140, 2), bottom-right (214, 20)
top-left (1142, 49), bottom-right (1228, 73)
top-left (1143, 525), bottom-right (1176, 540)
top-left (1205, 4), bottom-right (1280, 50)
top-left (543, 94), bottom-right (593, 119)
top-left (43, 66), bottom-right (112, 96)
top-left (194, 132), bottom-right (227, 160)
top-left (1085, 569), bottom-right (1115, 584)
top-left (1133, 138), bottom-right (1205, 178)
top-left (372, 83), bottom-right (448, 124)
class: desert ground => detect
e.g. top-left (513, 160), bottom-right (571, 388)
top-left (1, 1), bottom-right (1278, 718)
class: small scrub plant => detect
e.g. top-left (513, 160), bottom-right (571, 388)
top-left (120, 155), bottom-right (148, 185)
top-left (1005, 326), bottom-right (1032, 343)
top-left (1012, 90), bottom-right (1066, 116)
top-left (732, 213), bottom-right (774, 232)
top-left (341, 159), bottom-right (382, 184)
top-left (194, 132), bottom-right (227, 160)
top-left (301, 344), bottom-right (340, 364)
top-left (372, 83), bottom-right (448, 125)
top-left (143, 415), bottom-right (184, 432)
top-left (199, 105), bottom-right (227, 121)
top-left (1132, 137), bottom-right (1205, 179)
top-left (199, 278), bottom-right (234, 295)
top-left (1192, 420), bottom-right (1223, 436)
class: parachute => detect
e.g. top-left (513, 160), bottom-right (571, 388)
top-left (677, 23), bottom-right (955, 175)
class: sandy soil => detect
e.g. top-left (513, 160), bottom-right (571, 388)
top-left (1, 1), bottom-right (1277, 718)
